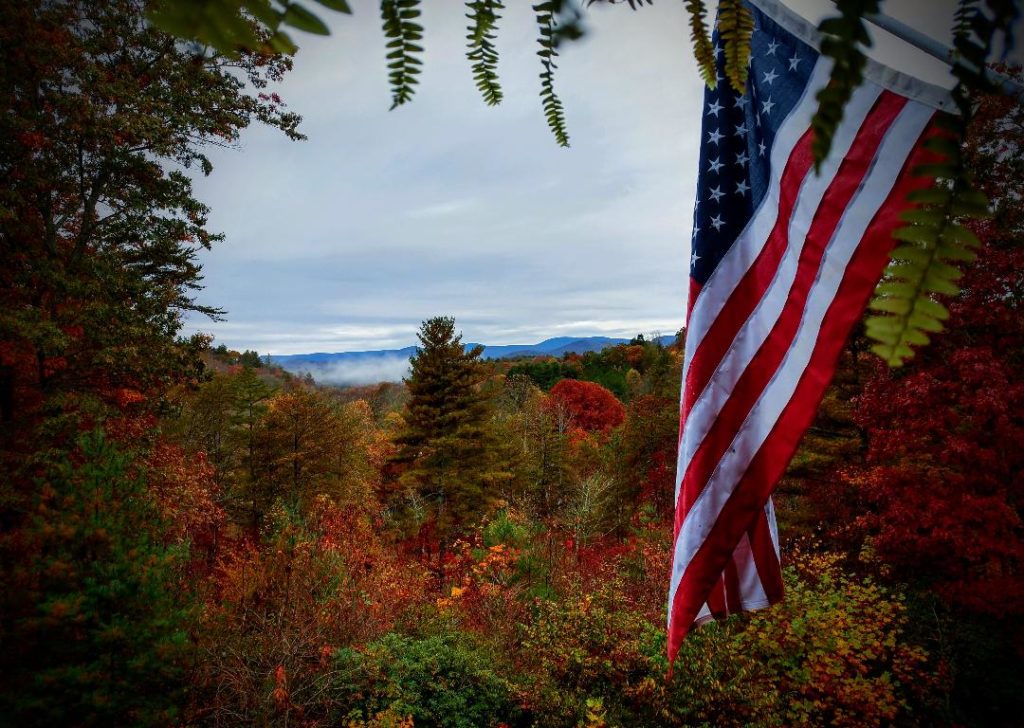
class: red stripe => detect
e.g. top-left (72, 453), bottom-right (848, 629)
top-left (668, 114), bottom-right (942, 659)
top-left (706, 577), bottom-right (726, 619)
top-left (724, 556), bottom-right (743, 613)
top-left (681, 126), bottom-right (815, 418)
top-left (749, 508), bottom-right (784, 603)
top-left (676, 92), bottom-right (906, 533)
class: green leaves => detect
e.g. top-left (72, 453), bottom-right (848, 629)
top-left (146, 0), bottom-right (350, 57)
top-left (381, 0), bottom-right (424, 110)
top-left (810, 0), bottom-right (880, 170)
top-left (466, 0), bottom-right (505, 106)
top-left (865, 135), bottom-right (989, 367)
top-left (534, 2), bottom-right (570, 147)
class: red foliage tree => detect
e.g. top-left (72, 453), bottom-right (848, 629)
top-left (547, 379), bottom-right (625, 435)
top-left (841, 87), bottom-right (1024, 617)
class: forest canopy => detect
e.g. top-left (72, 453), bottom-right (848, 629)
top-left (0, 0), bottom-right (1022, 726)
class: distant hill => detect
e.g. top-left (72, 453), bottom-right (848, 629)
top-left (269, 335), bottom-right (676, 386)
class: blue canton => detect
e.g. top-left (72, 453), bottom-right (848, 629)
top-left (690, 2), bottom-right (816, 284)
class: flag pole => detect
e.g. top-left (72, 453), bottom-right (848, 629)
top-left (845, 5), bottom-right (1024, 103)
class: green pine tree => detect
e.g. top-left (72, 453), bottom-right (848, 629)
top-left (1, 431), bottom-right (192, 726)
top-left (394, 317), bottom-right (502, 550)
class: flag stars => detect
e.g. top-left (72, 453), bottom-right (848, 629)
top-left (758, 139), bottom-right (767, 156)
top-left (708, 185), bottom-right (725, 203)
top-left (761, 96), bottom-right (776, 116)
top-left (735, 179), bottom-right (751, 196)
top-left (690, 249), bottom-right (701, 267)
top-left (735, 150), bottom-right (749, 166)
top-left (761, 68), bottom-right (779, 86)
top-left (788, 53), bottom-right (801, 71)
top-left (707, 99), bottom-right (723, 118)
top-left (708, 156), bottom-right (724, 174)
top-left (734, 122), bottom-right (748, 137)
top-left (766, 38), bottom-right (780, 56)
top-left (707, 128), bottom-right (724, 145)
top-left (733, 95), bottom-right (749, 109)
top-left (710, 214), bottom-right (725, 231)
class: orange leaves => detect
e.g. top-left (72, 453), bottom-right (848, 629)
top-left (547, 379), bottom-right (625, 435)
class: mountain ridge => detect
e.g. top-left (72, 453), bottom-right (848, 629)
top-left (269, 334), bottom-right (678, 385)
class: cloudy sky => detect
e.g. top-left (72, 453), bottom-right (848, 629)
top-left (182, 0), bottom-right (962, 355)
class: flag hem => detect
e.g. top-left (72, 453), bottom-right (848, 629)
top-left (747, 0), bottom-right (957, 114)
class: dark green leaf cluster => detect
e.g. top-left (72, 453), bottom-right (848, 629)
top-left (534, 1), bottom-right (571, 147)
top-left (147, 0), bottom-right (351, 56)
top-left (810, 0), bottom-right (880, 170)
top-left (381, 0), bottom-right (424, 110)
top-left (466, 0), bottom-right (505, 106)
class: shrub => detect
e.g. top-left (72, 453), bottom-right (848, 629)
top-left (332, 632), bottom-right (524, 727)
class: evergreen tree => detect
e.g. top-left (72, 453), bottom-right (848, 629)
top-left (0, 432), bottom-right (192, 726)
top-left (394, 317), bottom-right (500, 548)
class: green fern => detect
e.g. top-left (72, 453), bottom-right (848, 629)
top-left (381, 0), bottom-right (423, 110)
top-left (466, 0), bottom-right (505, 106)
top-left (810, 0), bottom-right (880, 170)
top-left (864, 0), bottom-right (1017, 366)
top-left (717, 0), bottom-right (754, 94)
top-left (865, 135), bottom-right (989, 366)
top-left (684, 0), bottom-right (717, 90)
top-left (534, 1), bottom-right (570, 147)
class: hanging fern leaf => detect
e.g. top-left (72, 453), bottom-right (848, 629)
top-left (684, 0), bottom-right (717, 90)
top-left (466, 0), bottom-right (505, 106)
top-left (865, 156), bottom-right (988, 366)
top-left (717, 0), bottom-right (753, 94)
top-left (864, 0), bottom-right (1016, 367)
top-left (534, 1), bottom-right (570, 147)
top-left (810, 0), bottom-right (880, 170)
top-left (381, 0), bottom-right (423, 110)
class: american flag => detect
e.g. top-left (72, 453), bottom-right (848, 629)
top-left (668, 0), bottom-right (955, 661)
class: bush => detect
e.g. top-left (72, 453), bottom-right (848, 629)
top-left (332, 632), bottom-right (524, 727)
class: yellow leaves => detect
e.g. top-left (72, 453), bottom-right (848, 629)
top-left (717, 0), bottom-right (754, 93)
top-left (685, 0), bottom-right (717, 89)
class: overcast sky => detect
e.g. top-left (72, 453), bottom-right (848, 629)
top-left (182, 0), bottom-right (966, 355)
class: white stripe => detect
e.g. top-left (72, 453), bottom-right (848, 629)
top-left (680, 57), bottom-right (832, 412)
top-left (669, 101), bottom-right (934, 617)
top-left (675, 80), bottom-right (884, 504)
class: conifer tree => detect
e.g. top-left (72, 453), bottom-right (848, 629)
top-left (395, 317), bottom-right (500, 549)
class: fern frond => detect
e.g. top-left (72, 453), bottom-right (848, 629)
top-left (811, 0), bottom-right (880, 170)
top-left (684, 0), bottom-right (717, 90)
top-left (866, 156), bottom-right (988, 366)
top-left (381, 0), bottom-right (423, 110)
top-left (466, 0), bottom-right (505, 106)
top-left (864, 0), bottom-right (1016, 367)
top-left (534, 1), bottom-right (570, 147)
top-left (717, 0), bottom-right (753, 94)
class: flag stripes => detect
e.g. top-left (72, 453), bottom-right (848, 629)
top-left (667, 0), bottom-right (953, 662)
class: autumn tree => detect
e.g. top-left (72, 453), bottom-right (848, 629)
top-left (0, 2), bottom-right (301, 718)
top-left (249, 387), bottom-right (376, 526)
top-left (393, 317), bottom-right (502, 550)
top-left (0, 0), bottom-right (301, 453)
top-left (547, 379), bottom-right (625, 435)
